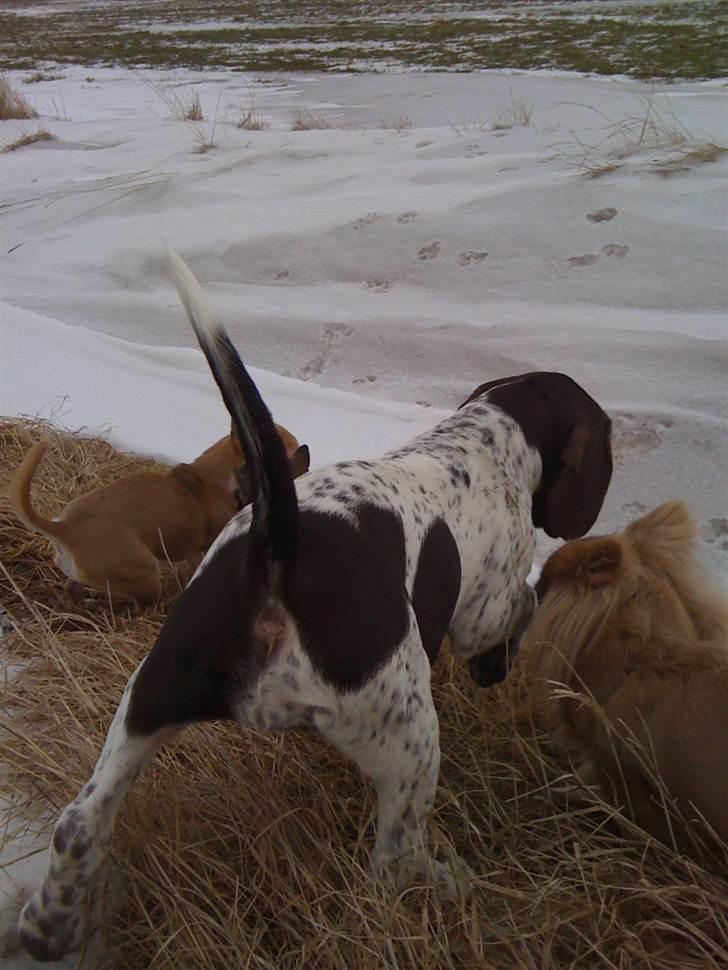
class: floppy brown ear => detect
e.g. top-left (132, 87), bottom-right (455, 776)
top-left (543, 416), bottom-right (613, 539)
top-left (289, 444), bottom-right (310, 480)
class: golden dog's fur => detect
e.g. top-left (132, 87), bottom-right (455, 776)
top-left (10, 424), bottom-right (309, 611)
top-left (524, 501), bottom-right (728, 849)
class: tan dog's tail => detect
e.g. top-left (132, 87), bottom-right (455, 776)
top-left (9, 441), bottom-right (62, 539)
top-left (625, 501), bottom-right (695, 568)
top-left (628, 500), bottom-right (728, 640)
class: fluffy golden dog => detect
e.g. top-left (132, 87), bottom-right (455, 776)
top-left (524, 501), bottom-right (728, 848)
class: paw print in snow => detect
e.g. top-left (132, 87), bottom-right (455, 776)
top-left (457, 250), bottom-right (488, 266)
top-left (418, 241), bottom-right (441, 260)
top-left (586, 207), bottom-right (618, 223)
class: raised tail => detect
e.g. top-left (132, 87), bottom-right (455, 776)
top-left (9, 440), bottom-right (61, 538)
top-left (168, 251), bottom-right (299, 578)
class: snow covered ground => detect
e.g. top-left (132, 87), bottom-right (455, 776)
top-left (2, 67), bottom-right (727, 568)
top-left (0, 64), bottom-right (727, 965)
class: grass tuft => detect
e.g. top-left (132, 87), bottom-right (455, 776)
top-left (291, 108), bottom-right (332, 131)
top-left (491, 91), bottom-right (534, 130)
top-left (183, 90), bottom-right (204, 122)
top-left (379, 114), bottom-right (413, 132)
top-left (148, 80), bottom-right (205, 122)
top-left (232, 89), bottom-right (268, 130)
top-left (0, 75), bottom-right (37, 119)
top-left (1, 127), bottom-right (54, 153)
top-left (24, 71), bottom-right (64, 84)
top-left (551, 89), bottom-right (725, 177)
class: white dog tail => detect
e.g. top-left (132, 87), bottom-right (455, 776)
top-left (168, 251), bottom-right (299, 579)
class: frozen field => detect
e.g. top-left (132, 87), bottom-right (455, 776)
top-left (2, 66), bottom-right (727, 577)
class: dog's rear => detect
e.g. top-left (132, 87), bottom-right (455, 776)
top-left (526, 501), bottom-right (728, 848)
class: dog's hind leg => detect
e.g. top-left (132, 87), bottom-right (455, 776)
top-left (114, 563), bottom-right (162, 614)
top-left (17, 662), bottom-right (182, 962)
top-left (321, 628), bottom-right (463, 900)
top-left (61, 579), bottom-right (84, 608)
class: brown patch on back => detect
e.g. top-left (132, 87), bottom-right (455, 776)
top-left (411, 518), bottom-right (461, 663)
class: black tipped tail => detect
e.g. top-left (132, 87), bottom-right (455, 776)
top-left (168, 250), bottom-right (298, 572)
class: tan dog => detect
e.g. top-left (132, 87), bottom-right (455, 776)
top-left (10, 424), bottom-right (310, 611)
top-left (524, 501), bottom-right (728, 848)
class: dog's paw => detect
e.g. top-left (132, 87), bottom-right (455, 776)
top-left (18, 894), bottom-right (83, 963)
top-left (427, 856), bottom-right (472, 901)
top-left (378, 851), bottom-right (472, 901)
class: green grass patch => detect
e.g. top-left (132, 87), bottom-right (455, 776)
top-left (1, 0), bottom-right (726, 78)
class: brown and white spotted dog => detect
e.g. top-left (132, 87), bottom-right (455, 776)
top-left (18, 254), bottom-right (613, 961)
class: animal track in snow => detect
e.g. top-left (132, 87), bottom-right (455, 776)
top-left (274, 270), bottom-right (289, 280)
top-left (611, 412), bottom-right (674, 464)
top-left (497, 165), bottom-right (519, 173)
top-left (365, 279), bottom-right (391, 292)
top-left (567, 244), bottom-right (629, 267)
top-left (622, 500), bottom-right (647, 516)
top-left (703, 517), bottom-right (728, 551)
top-left (457, 250), bottom-right (489, 266)
top-left (464, 144), bottom-right (488, 158)
top-left (418, 241), bottom-right (441, 260)
top-left (567, 253), bottom-right (599, 267)
top-left (352, 212), bottom-right (380, 230)
top-left (397, 211), bottom-right (417, 223)
top-left (587, 207), bottom-right (618, 223)
top-left (352, 375), bottom-right (378, 385)
top-left (601, 243), bottom-right (629, 258)
top-left (292, 323), bottom-right (354, 381)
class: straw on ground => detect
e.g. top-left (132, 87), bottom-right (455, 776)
top-left (1, 418), bottom-right (726, 969)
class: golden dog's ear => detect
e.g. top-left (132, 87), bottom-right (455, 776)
top-left (536, 537), bottom-right (623, 598)
top-left (289, 444), bottom-right (310, 480)
top-left (577, 539), bottom-right (624, 586)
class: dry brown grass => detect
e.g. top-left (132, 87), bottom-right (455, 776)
top-left (491, 92), bottom-right (534, 131)
top-left (0, 76), bottom-right (38, 120)
top-left (1, 418), bottom-right (727, 969)
top-left (649, 142), bottom-right (728, 176)
top-left (550, 91), bottom-right (726, 179)
top-left (24, 71), bottom-right (64, 84)
top-left (379, 115), bottom-right (413, 132)
top-left (232, 89), bottom-right (268, 131)
top-left (1, 127), bottom-right (54, 153)
top-left (291, 109), bottom-right (332, 131)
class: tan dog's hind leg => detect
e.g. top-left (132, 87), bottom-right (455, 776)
top-left (90, 551), bottom-right (162, 615)
top-left (128, 569), bottom-right (162, 614)
top-left (62, 579), bottom-right (84, 608)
